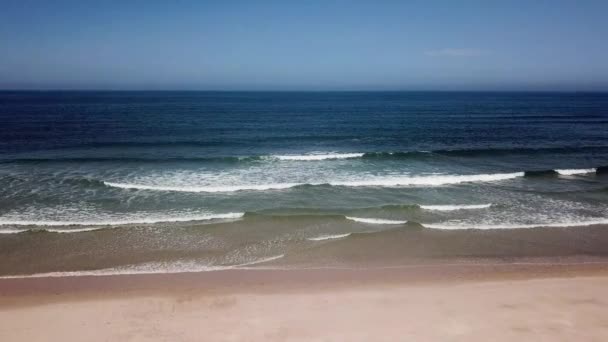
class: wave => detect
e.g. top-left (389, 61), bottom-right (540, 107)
top-left (423, 219), bottom-right (608, 230)
top-left (272, 153), bottom-right (364, 161)
top-left (0, 226), bottom-right (124, 234)
top-left (0, 212), bottom-right (244, 229)
top-left (104, 181), bottom-right (300, 192)
top-left (555, 168), bottom-right (597, 175)
top-left (345, 217), bottom-right (407, 224)
top-left (419, 204), bottom-right (492, 211)
top-left (0, 228), bottom-right (29, 234)
top-left (0, 254), bottom-right (285, 279)
top-left (524, 168), bottom-right (599, 177)
top-left (104, 172), bottom-right (524, 193)
top-left (5, 145), bottom-right (608, 165)
top-left (307, 233), bottom-right (352, 241)
top-left (332, 173), bottom-right (524, 187)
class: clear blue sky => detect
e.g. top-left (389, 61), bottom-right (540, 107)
top-left (1, 0), bottom-right (607, 91)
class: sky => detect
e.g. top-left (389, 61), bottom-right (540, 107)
top-left (1, 0), bottom-right (608, 91)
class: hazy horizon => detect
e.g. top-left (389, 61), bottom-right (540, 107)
top-left (2, 1), bottom-right (608, 91)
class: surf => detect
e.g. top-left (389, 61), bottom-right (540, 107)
top-left (271, 153), bottom-right (364, 161)
top-left (419, 204), bottom-right (492, 211)
top-left (0, 212), bottom-right (244, 229)
top-left (103, 172), bottom-right (524, 193)
top-left (423, 218), bottom-right (608, 230)
top-left (0, 254), bottom-right (285, 279)
top-left (307, 233), bottom-right (352, 241)
top-left (345, 217), bottom-right (407, 224)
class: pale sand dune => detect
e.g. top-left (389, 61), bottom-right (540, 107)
top-left (1, 265), bottom-right (608, 341)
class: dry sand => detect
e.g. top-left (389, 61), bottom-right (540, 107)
top-left (1, 262), bottom-right (608, 341)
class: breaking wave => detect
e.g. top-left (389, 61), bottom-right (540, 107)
top-left (104, 172), bottom-right (524, 193)
top-left (345, 217), bottom-right (407, 224)
top-left (271, 153), bottom-right (364, 161)
top-left (0, 254), bottom-right (285, 279)
top-left (423, 219), bottom-right (608, 230)
top-left (307, 233), bottom-right (352, 241)
top-left (419, 204), bottom-right (492, 211)
top-left (555, 168), bottom-right (597, 175)
top-left (0, 212), bottom-right (244, 232)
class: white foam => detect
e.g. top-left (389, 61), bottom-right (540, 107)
top-left (272, 153), bottom-right (364, 161)
top-left (0, 254), bottom-right (285, 279)
top-left (0, 212), bottom-right (244, 229)
top-left (105, 172), bottom-right (524, 193)
top-left (104, 181), bottom-right (299, 192)
top-left (423, 219), bottom-right (608, 230)
top-left (420, 204), bottom-right (492, 211)
top-left (346, 217), bottom-right (407, 224)
top-left (307, 233), bottom-right (352, 241)
top-left (555, 168), bottom-right (596, 175)
top-left (0, 229), bottom-right (29, 234)
top-left (334, 172), bottom-right (523, 187)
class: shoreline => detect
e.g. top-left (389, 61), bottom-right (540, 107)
top-left (2, 259), bottom-right (608, 341)
top-left (5, 223), bottom-right (608, 277)
top-left (2, 256), bottom-right (608, 299)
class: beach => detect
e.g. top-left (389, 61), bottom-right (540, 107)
top-left (4, 224), bottom-right (608, 341)
top-left (2, 0), bottom-right (608, 339)
top-left (2, 92), bottom-right (608, 340)
top-left (2, 261), bottom-right (608, 341)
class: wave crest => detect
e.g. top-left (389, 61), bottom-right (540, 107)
top-left (555, 168), bottom-right (596, 175)
top-left (103, 181), bottom-right (299, 193)
top-left (0, 212), bottom-right (244, 230)
top-left (307, 233), bottom-right (352, 241)
top-left (345, 217), bottom-right (407, 224)
top-left (423, 219), bottom-right (608, 230)
top-left (272, 153), bottom-right (364, 161)
top-left (419, 204), bottom-right (492, 211)
top-left (104, 172), bottom-right (523, 193)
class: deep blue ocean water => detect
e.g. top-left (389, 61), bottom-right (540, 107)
top-left (2, 91), bottom-right (608, 275)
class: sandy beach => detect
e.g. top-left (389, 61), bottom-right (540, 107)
top-left (2, 1), bottom-right (608, 340)
top-left (2, 261), bottom-right (608, 341)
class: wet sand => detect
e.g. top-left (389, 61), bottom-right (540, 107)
top-left (2, 260), bottom-right (608, 341)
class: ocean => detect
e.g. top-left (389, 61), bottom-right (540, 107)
top-left (2, 91), bottom-right (608, 277)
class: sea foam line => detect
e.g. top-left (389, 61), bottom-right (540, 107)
top-left (419, 204), bottom-right (492, 211)
top-left (104, 181), bottom-right (299, 192)
top-left (307, 233), bottom-right (352, 241)
top-left (346, 217), bottom-right (407, 224)
top-left (0, 213), bottom-right (244, 231)
top-left (104, 172), bottom-right (524, 193)
top-left (0, 254), bottom-right (285, 279)
top-left (555, 168), bottom-right (597, 175)
top-left (423, 219), bottom-right (608, 230)
top-left (272, 153), bottom-right (364, 161)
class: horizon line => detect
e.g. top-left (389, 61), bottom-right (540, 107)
top-left (1, 89), bottom-right (608, 93)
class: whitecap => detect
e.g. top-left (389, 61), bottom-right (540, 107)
top-left (333, 172), bottom-right (523, 187)
top-left (272, 153), bottom-right (364, 161)
top-left (307, 233), bottom-right (352, 241)
top-left (0, 212), bottom-right (244, 228)
top-left (345, 217), bottom-right (407, 224)
top-left (423, 219), bottom-right (608, 230)
top-left (555, 168), bottom-right (596, 175)
top-left (419, 204), bottom-right (492, 211)
top-left (104, 181), bottom-right (299, 192)
top-left (104, 172), bottom-right (524, 193)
